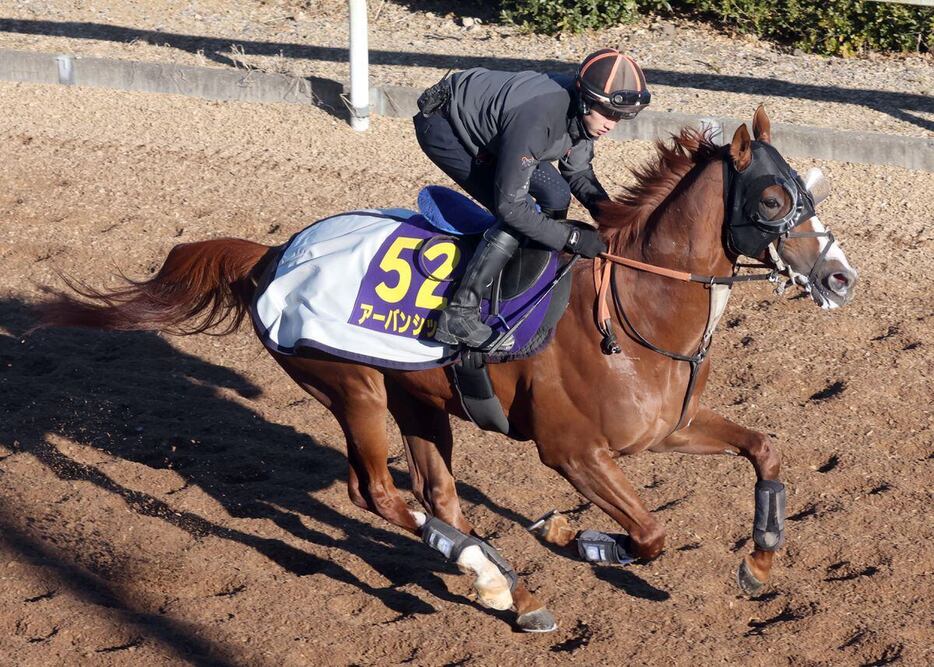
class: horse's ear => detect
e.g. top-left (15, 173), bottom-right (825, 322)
top-left (730, 124), bottom-right (752, 172)
top-left (752, 104), bottom-right (771, 143)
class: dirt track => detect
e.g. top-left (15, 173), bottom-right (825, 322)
top-left (0, 76), bottom-right (932, 665)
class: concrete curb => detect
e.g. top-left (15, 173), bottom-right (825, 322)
top-left (2, 49), bottom-right (932, 171)
top-left (0, 49), bottom-right (316, 105)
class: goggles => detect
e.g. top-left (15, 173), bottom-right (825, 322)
top-left (608, 89), bottom-right (651, 108)
top-left (593, 103), bottom-right (646, 121)
top-left (587, 89), bottom-right (651, 121)
top-left (746, 174), bottom-right (811, 235)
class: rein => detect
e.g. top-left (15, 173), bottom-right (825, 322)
top-left (592, 251), bottom-right (776, 358)
top-left (597, 251), bottom-right (777, 286)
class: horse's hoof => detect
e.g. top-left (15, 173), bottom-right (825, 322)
top-left (737, 558), bottom-right (767, 596)
top-left (517, 608), bottom-right (558, 633)
top-left (530, 512), bottom-right (576, 547)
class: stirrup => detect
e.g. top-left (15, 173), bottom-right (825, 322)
top-left (482, 326), bottom-right (515, 353)
top-left (433, 315), bottom-right (514, 351)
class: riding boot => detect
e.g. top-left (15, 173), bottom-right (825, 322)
top-left (434, 225), bottom-right (519, 350)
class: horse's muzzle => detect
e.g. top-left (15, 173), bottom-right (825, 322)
top-left (816, 262), bottom-right (858, 308)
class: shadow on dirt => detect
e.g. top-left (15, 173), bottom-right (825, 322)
top-left (0, 505), bottom-right (238, 667)
top-left (387, 0), bottom-right (498, 22)
top-left (0, 298), bottom-right (523, 627)
top-left (0, 18), bottom-right (929, 133)
top-left (529, 528), bottom-right (670, 601)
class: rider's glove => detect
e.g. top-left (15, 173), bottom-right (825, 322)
top-left (563, 222), bottom-right (607, 259)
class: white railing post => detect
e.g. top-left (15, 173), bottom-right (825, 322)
top-left (348, 0), bottom-right (369, 131)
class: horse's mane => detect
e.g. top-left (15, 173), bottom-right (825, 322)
top-left (595, 127), bottom-right (722, 247)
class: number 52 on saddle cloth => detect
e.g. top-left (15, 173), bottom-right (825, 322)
top-left (251, 187), bottom-right (573, 371)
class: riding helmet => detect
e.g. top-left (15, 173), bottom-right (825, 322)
top-left (576, 48), bottom-right (651, 120)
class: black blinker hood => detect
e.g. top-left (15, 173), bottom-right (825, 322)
top-left (724, 141), bottom-right (815, 258)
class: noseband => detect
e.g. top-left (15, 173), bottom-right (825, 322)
top-left (767, 227), bottom-right (838, 305)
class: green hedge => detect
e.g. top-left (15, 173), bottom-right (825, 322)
top-left (499, 0), bottom-right (934, 55)
top-left (500, 0), bottom-right (641, 34)
top-left (680, 0), bottom-right (933, 56)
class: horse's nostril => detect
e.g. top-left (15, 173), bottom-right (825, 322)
top-left (826, 272), bottom-right (852, 295)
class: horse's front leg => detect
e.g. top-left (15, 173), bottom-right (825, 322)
top-left (650, 407), bottom-right (783, 595)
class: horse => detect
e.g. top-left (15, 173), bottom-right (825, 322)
top-left (38, 106), bottom-right (857, 633)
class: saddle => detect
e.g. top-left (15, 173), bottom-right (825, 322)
top-left (417, 186), bottom-right (571, 363)
top-left (449, 242), bottom-right (571, 437)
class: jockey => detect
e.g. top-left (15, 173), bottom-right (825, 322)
top-left (414, 48), bottom-right (651, 351)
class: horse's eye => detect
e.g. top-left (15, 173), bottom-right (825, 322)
top-left (763, 197), bottom-right (780, 209)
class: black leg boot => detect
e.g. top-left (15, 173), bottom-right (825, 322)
top-left (434, 225), bottom-right (519, 350)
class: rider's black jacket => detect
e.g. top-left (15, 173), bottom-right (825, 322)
top-left (447, 68), bottom-right (609, 251)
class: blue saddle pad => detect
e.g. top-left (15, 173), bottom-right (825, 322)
top-left (417, 186), bottom-right (496, 236)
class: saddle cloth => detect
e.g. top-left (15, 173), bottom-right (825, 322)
top-left (251, 189), bottom-right (568, 371)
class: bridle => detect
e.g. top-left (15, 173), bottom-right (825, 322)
top-left (723, 142), bottom-right (839, 303)
top-left (592, 148), bottom-right (837, 433)
top-left (767, 224), bottom-right (838, 306)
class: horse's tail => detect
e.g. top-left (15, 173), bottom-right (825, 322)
top-left (39, 238), bottom-right (274, 335)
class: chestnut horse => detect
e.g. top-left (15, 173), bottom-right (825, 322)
top-left (39, 107), bottom-right (857, 632)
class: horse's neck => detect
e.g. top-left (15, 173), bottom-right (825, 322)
top-left (608, 159), bottom-right (734, 351)
top-left (622, 159), bottom-right (731, 276)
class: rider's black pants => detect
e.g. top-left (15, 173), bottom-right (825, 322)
top-left (413, 111), bottom-right (572, 217)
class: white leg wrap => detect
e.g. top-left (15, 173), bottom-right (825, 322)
top-left (457, 545), bottom-right (514, 610)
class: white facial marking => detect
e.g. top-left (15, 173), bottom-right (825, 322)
top-left (811, 215), bottom-right (855, 309)
top-left (786, 215), bottom-right (855, 310)
top-left (411, 511), bottom-right (427, 528)
top-left (809, 215), bottom-right (853, 270)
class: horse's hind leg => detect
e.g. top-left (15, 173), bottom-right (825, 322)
top-left (275, 355), bottom-right (420, 534)
top-left (650, 407), bottom-right (783, 595)
top-left (386, 391), bottom-right (468, 532)
top-left (387, 392), bottom-right (556, 632)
